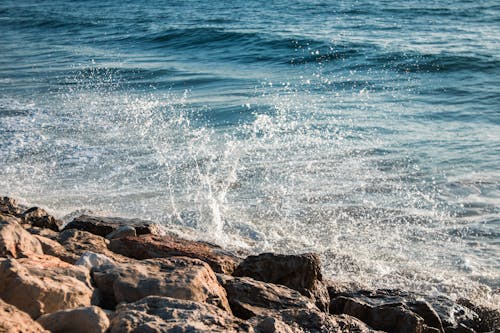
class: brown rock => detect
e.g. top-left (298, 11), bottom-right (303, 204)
top-left (0, 299), bottom-right (48, 333)
top-left (221, 275), bottom-right (317, 320)
top-left (250, 316), bottom-right (298, 333)
top-left (63, 214), bottom-right (161, 237)
top-left (109, 296), bottom-right (253, 333)
top-left (233, 253), bottom-right (330, 311)
top-left (22, 207), bottom-right (61, 231)
top-left (92, 256), bottom-right (231, 312)
top-left (25, 226), bottom-right (59, 240)
top-left (0, 254), bottom-right (96, 318)
top-left (0, 216), bottom-right (43, 258)
top-left (34, 234), bottom-right (79, 264)
top-left (109, 234), bottom-right (239, 274)
top-left (36, 306), bottom-right (110, 333)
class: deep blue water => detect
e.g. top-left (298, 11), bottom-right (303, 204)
top-left (1, 0), bottom-right (499, 306)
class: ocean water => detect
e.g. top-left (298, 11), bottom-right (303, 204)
top-left (1, 0), bottom-right (499, 307)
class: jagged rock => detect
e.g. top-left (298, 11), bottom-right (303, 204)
top-left (36, 306), bottom-right (110, 333)
top-left (0, 197), bottom-right (26, 217)
top-left (63, 214), bottom-right (161, 237)
top-left (105, 225), bottom-right (136, 239)
top-left (251, 309), bottom-right (383, 333)
top-left (0, 216), bottom-right (43, 258)
top-left (92, 256), bottom-right (231, 312)
top-left (109, 296), bottom-right (253, 333)
top-left (0, 299), bottom-right (48, 333)
top-left (0, 254), bottom-right (96, 318)
top-left (75, 251), bottom-right (117, 270)
top-left (457, 298), bottom-right (500, 332)
top-left (233, 252), bottom-right (330, 312)
top-left (33, 234), bottom-right (79, 263)
top-left (22, 207), bottom-right (61, 231)
top-left (220, 275), bottom-right (317, 320)
top-left (108, 234), bottom-right (239, 274)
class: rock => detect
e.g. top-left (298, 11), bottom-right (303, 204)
top-left (25, 226), bottom-right (59, 240)
top-left (108, 234), bottom-right (239, 274)
top-left (36, 306), bottom-right (110, 333)
top-left (109, 295), bottom-right (253, 333)
top-left (0, 196), bottom-right (26, 217)
top-left (0, 299), bottom-right (48, 333)
top-left (105, 225), bottom-right (136, 239)
top-left (233, 253), bottom-right (330, 312)
top-left (457, 299), bottom-right (500, 333)
top-left (0, 254), bottom-right (96, 318)
top-left (22, 207), bottom-right (61, 231)
top-left (92, 256), bottom-right (231, 312)
top-left (76, 251), bottom-right (117, 270)
top-left (220, 275), bottom-right (318, 320)
top-left (34, 234), bottom-right (79, 263)
top-left (251, 309), bottom-right (383, 333)
top-left (0, 216), bottom-right (43, 258)
top-left (63, 214), bottom-right (161, 237)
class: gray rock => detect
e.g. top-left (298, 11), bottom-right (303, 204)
top-left (36, 306), bottom-right (109, 333)
top-left (63, 214), bottom-right (161, 237)
top-left (109, 296), bottom-right (253, 333)
top-left (105, 225), bottom-right (136, 239)
top-left (75, 251), bottom-right (117, 270)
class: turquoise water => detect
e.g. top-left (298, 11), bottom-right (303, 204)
top-left (1, 0), bottom-right (499, 306)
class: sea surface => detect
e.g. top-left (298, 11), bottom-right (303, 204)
top-left (1, 0), bottom-right (499, 307)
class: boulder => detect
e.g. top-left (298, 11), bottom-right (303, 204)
top-left (92, 256), bottom-right (231, 312)
top-left (36, 306), bottom-right (109, 333)
top-left (0, 299), bottom-right (48, 333)
top-left (25, 226), bottom-right (59, 240)
top-left (250, 316), bottom-right (298, 333)
top-left (0, 196), bottom-right (26, 217)
top-left (0, 254), bottom-right (96, 318)
top-left (105, 225), bottom-right (136, 240)
top-left (220, 275), bottom-right (317, 320)
top-left (22, 207), bottom-right (61, 231)
top-left (75, 251), bottom-right (117, 270)
top-left (457, 299), bottom-right (500, 332)
top-left (63, 214), bottom-right (161, 237)
top-left (233, 253), bottom-right (329, 311)
top-left (34, 234), bottom-right (79, 264)
top-left (109, 234), bottom-right (239, 274)
top-left (0, 217), bottom-right (43, 258)
top-left (109, 296), bottom-right (253, 333)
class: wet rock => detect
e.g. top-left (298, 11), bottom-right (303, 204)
top-left (34, 234), bottom-right (79, 263)
top-left (0, 196), bottom-right (26, 217)
top-left (233, 252), bottom-right (330, 312)
top-left (92, 256), bottom-right (231, 312)
top-left (22, 207), bottom-right (61, 231)
top-left (0, 299), bottom-right (48, 333)
top-left (36, 306), bottom-right (110, 333)
top-left (220, 275), bottom-right (317, 320)
top-left (105, 225), bottom-right (136, 239)
top-left (457, 299), bottom-right (500, 333)
top-left (0, 254), bottom-right (96, 318)
top-left (109, 295), bottom-right (253, 333)
top-left (63, 214), bottom-right (161, 237)
top-left (108, 234), bottom-right (239, 274)
top-left (0, 216), bottom-right (43, 258)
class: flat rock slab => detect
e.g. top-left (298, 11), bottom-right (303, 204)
top-left (63, 214), bottom-right (161, 237)
top-left (92, 256), bottom-right (231, 312)
top-left (108, 234), bottom-right (239, 274)
top-left (36, 306), bottom-right (110, 333)
top-left (233, 252), bottom-right (330, 311)
top-left (0, 254), bottom-right (95, 318)
top-left (220, 275), bottom-right (317, 320)
top-left (0, 299), bottom-right (48, 333)
top-left (109, 296), bottom-right (253, 333)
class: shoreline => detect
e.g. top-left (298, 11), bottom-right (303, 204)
top-left (1, 196), bottom-right (498, 332)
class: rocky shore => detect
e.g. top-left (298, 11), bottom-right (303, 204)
top-left (0, 196), bottom-right (498, 333)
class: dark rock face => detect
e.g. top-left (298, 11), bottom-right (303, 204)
top-left (328, 288), bottom-right (496, 333)
top-left (0, 197), bottom-right (26, 217)
top-left (22, 207), bottom-right (61, 231)
top-left (220, 275), bottom-right (317, 320)
top-left (233, 252), bottom-right (330, 312)
top-left (109, 296), bottom-right (253, 333)
top-left (63, 215), bottom-right (161, 237)
top-left (108, 234), bottom-right (240, 274)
